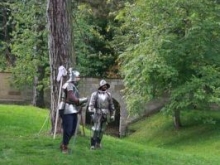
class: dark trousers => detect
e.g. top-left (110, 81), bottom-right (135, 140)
top-left (62, 113), bottom-right (78, 146)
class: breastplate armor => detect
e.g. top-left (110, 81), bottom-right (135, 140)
top-left (97, 93), bottom-right (109, 110)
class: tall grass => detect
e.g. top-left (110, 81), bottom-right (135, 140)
top-left (1, 104), bottom-right (220, 165)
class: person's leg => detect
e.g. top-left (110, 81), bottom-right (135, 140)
top-left (90, 114), bottom-right (101, 149)
top-left (90, 123), bottom-right (99, 149)
top-left (70, 113), bottom-right (78, 136)
top-left (61, 114), bottom-right (73, 153)
top-left (96, 120), bottom-right (107, 149)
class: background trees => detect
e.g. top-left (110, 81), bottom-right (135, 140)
top-left (74, 0), bottom-right (126, 78)
top-left (0, 1), bottom-right (15, 69)
top-left (118, 0), bottom-right (220, 128)
top-left (0, 0), bottom-right (124, 134)
top-left (1, 0), bottom-right (220, 130)
top-left (9, 0), bottom-right (48, 108)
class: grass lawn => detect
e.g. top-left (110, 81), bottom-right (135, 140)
top-left (1, 104), bottom-right (220, 165)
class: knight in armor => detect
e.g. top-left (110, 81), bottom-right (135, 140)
top-left (88, 79), bottom-right (115, 150)
top-left (59, 68), bottom-right (88, 153)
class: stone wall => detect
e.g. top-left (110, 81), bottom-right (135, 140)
top-left (0, 73), bottom-right (128, 137)
top-left (0, 72), bottom-right (167, 137)
top-left (0, 72), bottom-right (32, 103)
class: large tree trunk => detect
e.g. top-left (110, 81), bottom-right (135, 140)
top-left (46, 0), bottom-right (75, 134)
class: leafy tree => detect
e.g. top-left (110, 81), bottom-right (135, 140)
top-left (118, 0), bottom-right (220, 128)
top-left (9, 0), bottom-right (48, 107)
top-left (0, 1), bottom-right (15, 69)
top-left (74, 0), bottom-right (127, 78)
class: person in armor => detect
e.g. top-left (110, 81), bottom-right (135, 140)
top-left (59, 68), bottom-right (88, 153)
top-left (88, 79), bottom-right (115, 150)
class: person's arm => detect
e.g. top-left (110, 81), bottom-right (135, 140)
top-left (108, 92), bottom-right (115, 111)
top-left (66, 90), bottom-right (79, 104)
top-left (88, 92), bottom-right (97, 113)
top-left (66, 83), bottom-right (87, 105)
top-left (108, 92), bottom-right (115, 121)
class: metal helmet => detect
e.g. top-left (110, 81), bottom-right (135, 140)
top-left (98, 79), bottom-right (110, 89)
top-left (67, 68), bottom-right (80, 82)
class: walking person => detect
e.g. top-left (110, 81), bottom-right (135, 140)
top-left (59, 68), bottom-right (88, 153)
top-left (88, 79), bottom-right (115, 150)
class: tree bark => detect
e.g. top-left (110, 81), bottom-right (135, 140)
top-left (46, 0), bottom-right (75, 134)
top-left (32, 66), bottom-right (45, 108)
top-left (173, 109), bottom-right (182, 129)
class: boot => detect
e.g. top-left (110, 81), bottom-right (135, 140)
top-left (96, 138), bottom-right (102, 149)
top-left (90, 138), bottom-right (96, 150)
top-left (60, 144), bottom-right (68, 154)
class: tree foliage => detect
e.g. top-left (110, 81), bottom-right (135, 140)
top-left (74, 0), bottom-right (126, 78)
top-left (8, 0), bottom-right (49, 107)
top-left (1, 0), bottom-right (125, 83)
top-left (118, 0), bottom-right (220, 127)
top-left (9, 0), bottom-right (48, 88)
top-left (0, 1), bottom-right (15, 70)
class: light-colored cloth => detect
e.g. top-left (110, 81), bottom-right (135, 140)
top-left (56, 65), bottom-right (67, 82)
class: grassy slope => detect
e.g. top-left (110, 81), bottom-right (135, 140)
top-left (126, 110), bottom-right (220, 157)
top-left (0, 104), bottom-right (220, 165)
